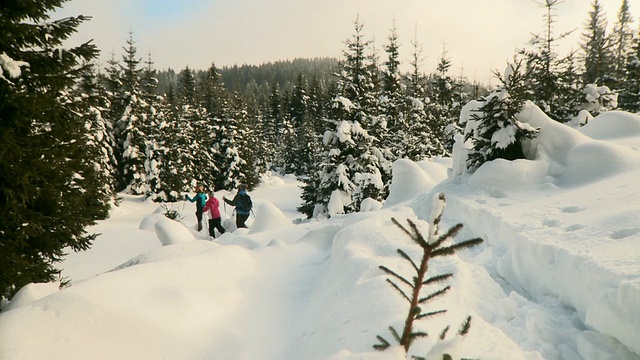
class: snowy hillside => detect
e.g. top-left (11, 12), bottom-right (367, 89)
top-left (1, 104), bottom-right (640, 359)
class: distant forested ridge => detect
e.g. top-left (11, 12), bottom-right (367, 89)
top-left (156, 57), bottom-right (339, 99)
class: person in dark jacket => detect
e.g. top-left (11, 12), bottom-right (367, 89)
top-left (223, 183), bottom-right (252, 229)
top-left (203, 189), bottom-right (225, 238)
top-left (185, 184), bottom-right (207, 231)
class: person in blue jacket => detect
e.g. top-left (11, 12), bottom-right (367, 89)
top-left (223, 183), bottom-right (252, 229)
top-left (185, 184), bottom-right (207, 231)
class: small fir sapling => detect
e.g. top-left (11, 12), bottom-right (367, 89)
top-left (160, 202), bottom-right (185, 221)
top-left (373, 193), bottom-right (483, 359)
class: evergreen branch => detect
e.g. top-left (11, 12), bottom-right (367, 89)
top-left (391, 217), bottom-right (413, 238)
top-left (379, 265), bottom-right (413, 288)
top-left (422, 273), bottom-right (453, 286)
top-left (418, 286), bottom-right (451, 304)
top-left (429, 193), bottom-right (446, 240)
top-left (397, 248), bottom-right (419, 273)
top-left (416, 309), bottom-right (447, 320)
top-left (432, 223), bottom-right (464, 248)
top-left (389, 326), bottom-right (402, 343)
top-left (373, 335), bottom-right (390, 351)
top-left (458, 316), bottom-right (472, 336)
top-left (410, 331), bottom-right (429, 339)
top-left (406, 218), bottom-right (428, 248)
top-left (408, 331), bottom-right (429, 347)
top-left (431, 238), bottom-right (484, 258)
top-left (439, 325), bottom-right (450, 340)
top-left (386, 279), bottom-right (411, 302)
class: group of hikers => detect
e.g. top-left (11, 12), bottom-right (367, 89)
top-left (184, 183), bottom-right (253, 238)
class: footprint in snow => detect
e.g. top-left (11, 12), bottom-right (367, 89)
top-left (561, 206), bottom-right (586, 214)
top-left (610, 228), bottom-right (640, 240)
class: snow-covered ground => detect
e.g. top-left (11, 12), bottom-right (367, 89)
top-left (1, 104), bottom-right (640, 359)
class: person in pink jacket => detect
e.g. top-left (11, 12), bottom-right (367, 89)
top-left (203, 190), bottom-right (226, 238)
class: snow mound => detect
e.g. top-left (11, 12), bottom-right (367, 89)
top-left (154, 217), bottom-right (196, 246)
top-left (359, 197), bottom-right (382, 212)
top-left (518, 102), bottom-right (640, 186)
top-left (385, 159), bottom-right (442, 207)
top-left (579, 110), bottom-right (640, 140)
top-left (3, 282), bottom-right (60, 311)
top-left (112, 241), bottom-right (219, 271)
top-left (139, 213), bottom-right (166, 231)
top-left (249, 202), bottom-right (292, 234)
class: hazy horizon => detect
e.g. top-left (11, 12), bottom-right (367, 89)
top-left (54, 0), bottom-right (640, 84)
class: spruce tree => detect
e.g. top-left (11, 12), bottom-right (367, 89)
top-left (138, 51), bottom-right (167, 199)
top-left (581, 0), bottom-right (615, 87)
top-left (220, 92), bottom-right (257, 189)
top-left (520, 0), bottom-right (579, 122)
top-left (554, 51), bottom-right (585, 122)
top-left (373, 194), bottom-right (483, 359)
top-left (283, 73), bottom-right (312, 175)
top-left (110, 32), bottom-right (157, 195)
top-left (620, 29), bottom-right (640, 112)
top-left (198, 62), bottom-right (227, 188)
top-left (310, 18), bottom-right (388, 215)
top-left (464, 62), bottom-right (539, 171)
top-left (0, 0), bottom-right (110, 299)
top-left (380, 21), bottom-right (407, 169)
top-left (427, 44), bottom-right (459, 156)
top-left (402, 34), bottom-right (440, 161)
top-left (153, 67), bottom-right (204, 200)
top-left (611, 0), bottom-right (634, 86)
top-left (77, 61), bottom-right (119, 209)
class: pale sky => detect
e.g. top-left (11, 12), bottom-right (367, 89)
top-left (55, 0), bottom-right (640, 84)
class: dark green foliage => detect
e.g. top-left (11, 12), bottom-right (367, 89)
top-left (0, 0), bottom-right (110, 299)
top-left (373, 194), bottom-right (483, 358)
top-left (519, 0), bottom-right (583, 122)
top-left (580, 0), bottom-right (614, 87)
top-left (465, 61), bottom-right (539, 171)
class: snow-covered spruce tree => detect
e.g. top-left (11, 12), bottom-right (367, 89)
top-left (580, 0), bottom-right (615, 88)
top-left (282, 73), bottom-right (312, 176)
top-left (464, 62), bottom-right (539, 171)
top-left (380, 21), bottom-right (405, 159)
top-left (611, 0), bottom-right (634, 84)
top-left (374, 194), bottom-right (483, 359)
top-left (196, 62), bottom-right (227, 189)
top-left (580, 83), bottom-right (618, 116)
top-left (519, 0), bottom-right (580, 122)
top-left (112, 32), bottom-right (159, 195)
top-left (139, 52), bottom-right (167, 200)
top-left (76, 61), bottom-right (119, 210)
top-left (0, 0), bottom-right (111, 299)
top-left (427, 44), bottom-right (462, 155)
top-left (620, 29), bottom-right (640, 112)
top-left (297, 75), bottom-right (329, 218)
top-left (264, 81), bottom-right (285, 170)
top-left (310, 18), bottom-right (389, 215)
top-left (401, 36), bottom-right (442, 161)
top-left (214, 91), bottom-right (258, 190)
top-left (152, 67), bottom-right (205, 201)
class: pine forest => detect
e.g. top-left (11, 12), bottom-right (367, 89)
top-left (2, 0), bottom-right (640, 300)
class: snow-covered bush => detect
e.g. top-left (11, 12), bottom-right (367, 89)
top-left (461, 62), bottom-right (539, 171)
top-left (580, 83), bottom-right (618, 116)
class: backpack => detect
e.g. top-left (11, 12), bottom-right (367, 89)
top-left (236, 194), bottom-right (253, 213)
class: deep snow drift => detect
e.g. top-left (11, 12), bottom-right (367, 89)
top-left (1, 103), bottom-right (640, 360)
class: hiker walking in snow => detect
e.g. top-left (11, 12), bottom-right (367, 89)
top-left (223, 183), bottom-right (252, 229)
top-left (203, 189), bottom-right (225, 238)
top-left (185, 184), bottom-right (207, 231)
